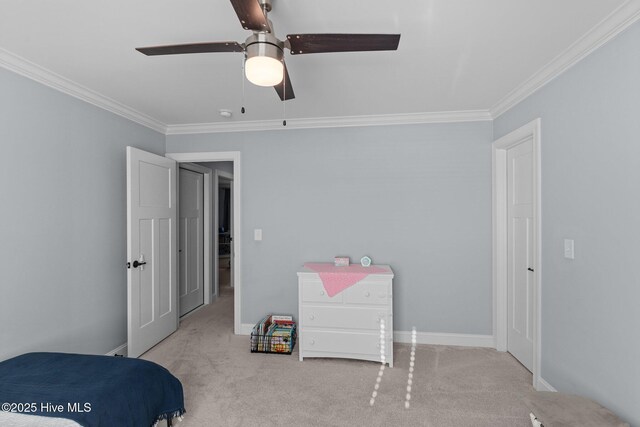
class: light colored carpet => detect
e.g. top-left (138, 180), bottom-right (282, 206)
top-left (142, 286), bottom-right (535, 427)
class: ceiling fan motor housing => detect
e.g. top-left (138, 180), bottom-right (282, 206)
top-left (244, 32), bottom-right (284, 63)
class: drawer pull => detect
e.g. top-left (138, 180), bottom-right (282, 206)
top-left (309, 315), bottom-right (315, 320)
top-left (309, 339), bottom-right (315, 345)
top-left (364, 291), bottom-right (371, 297)
top-left (320, 290), bottom-right (325, 296)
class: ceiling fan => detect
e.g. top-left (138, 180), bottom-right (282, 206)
top-left (136, 0), bottom-right (401, 101)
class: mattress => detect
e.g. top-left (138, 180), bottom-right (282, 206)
top-left (0, 411), bottom-right (172, 427)
top-left (0, 411), bottom-right (81, 426)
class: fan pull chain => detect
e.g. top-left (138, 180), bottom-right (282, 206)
top-left (241, 56), bottom-right (246, 114)
top-left (282, 97), bottom-right (286, 127)
top-left (282, 60), bottom-right (287, 126)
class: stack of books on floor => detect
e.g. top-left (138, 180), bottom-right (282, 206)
top-left (251, 315), bottom-right (297, 354)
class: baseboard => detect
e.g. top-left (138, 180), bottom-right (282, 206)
top-left (394, 331), bottom-right (496, 348)
top-left (536, 377), bottom-right (557, 392)
top-left (239, 323), bottom-right (494, 348)
top-left (239, 323), bottom-right (255, 335)
top-left (105, 343), bottom-right (128, 357)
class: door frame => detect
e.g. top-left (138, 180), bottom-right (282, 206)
top-left (215, 170), bottom-right (234, 297)
top-left (178, 163), bottom-right (213, 310)
top-left (492, 118), bottom-right (542, 389)
top-left (166, 152), bottom-right (242, 335)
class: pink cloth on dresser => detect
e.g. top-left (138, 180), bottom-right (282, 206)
top-left (303, 262), bottom-right (387, 297)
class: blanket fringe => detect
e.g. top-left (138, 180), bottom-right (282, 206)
top-left (152, 409), bottom-right (186, 427)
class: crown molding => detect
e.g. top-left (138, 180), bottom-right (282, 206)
top-left (5, 0), bottom-right (639, 135)
top-left (491, 0), bottom-right (640, 118)
top-left (0, 46), bottom-right (490, 135)
top-left (0, 47), bottom-right (167, 134)
top-left (165, 110), bottom-right (492, 135)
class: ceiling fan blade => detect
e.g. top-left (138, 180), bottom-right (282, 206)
top-left (274, 61), bottom-right (295, 101)
top-left (286, 34), bottom-right (400, 55)
top-left (229, 0), bottom-right (271, 32)
top-left (136, 42), bottom-right (244, 56)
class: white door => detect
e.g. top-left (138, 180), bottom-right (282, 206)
top-left (127, 147), bottom-right (178, 358)
top-left (179, 168), bottom-right (204, 316)
top-left (507, 138), bottom-right (534, 371)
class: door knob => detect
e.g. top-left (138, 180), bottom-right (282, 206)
top-left (527, 268), bottom-right (534, 272)
top-left (132, 254), bottom-right (147, 270)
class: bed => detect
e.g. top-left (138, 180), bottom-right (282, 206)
top-left (0, 352), bottom-right (185, 427)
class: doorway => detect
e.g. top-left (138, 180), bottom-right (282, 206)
top-left (217, 172), bottom-right (234, 292)
top-left (493, 118), bottom-right (542, 389)
top-left (166, 152), bottom-right (243, 335)
top-left (126, 150), bottom-right (224, 358)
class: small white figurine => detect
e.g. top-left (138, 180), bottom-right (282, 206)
top-left (360, 256), bottom-right (372, 267)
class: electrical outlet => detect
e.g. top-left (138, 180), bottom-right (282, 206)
top-left (254, 229), bottom-right (262, 241)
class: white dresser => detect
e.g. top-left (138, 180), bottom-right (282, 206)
top-left (297, 264), bottom-right (394, 367)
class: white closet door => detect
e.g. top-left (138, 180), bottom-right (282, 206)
top-left (179, 168), bottom-right (204, 316)
top-left (507, 138), bottom-right (534, 371)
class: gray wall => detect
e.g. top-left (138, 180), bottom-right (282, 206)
top-left (167, 121), bottom-right (494, 334)
top-left (0, 68), bottom-right (165, 361)
top-left (494, 22), bottom-right (640, 426)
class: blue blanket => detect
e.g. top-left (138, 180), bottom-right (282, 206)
top-left (0, 352), bottom-right (185, 427)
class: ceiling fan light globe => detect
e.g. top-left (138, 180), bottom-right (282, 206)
top-left (245, 55), bottom-right (284, 87)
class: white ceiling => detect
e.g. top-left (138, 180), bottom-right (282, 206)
top-left (0, 0), bottom-right (636, 130)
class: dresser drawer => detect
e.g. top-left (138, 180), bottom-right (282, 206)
top-left (300, 280), bottom-right (343, 303)
top-left (343, 281), bottom-right (390, 305)
top-left (301, 305), bottom-right (388, 330)
top-left (301, 330), bottom-right (385, 356)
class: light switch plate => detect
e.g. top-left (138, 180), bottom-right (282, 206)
top-left (564, 239), bottom-right (574, 259)
top-left (254, 229), bottom-right (262, 241)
